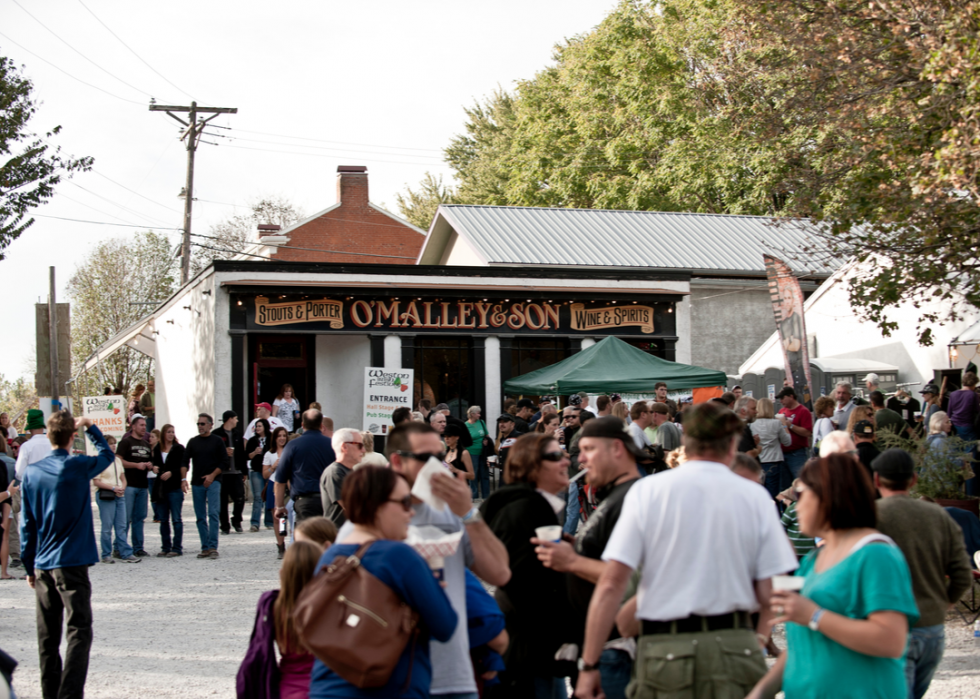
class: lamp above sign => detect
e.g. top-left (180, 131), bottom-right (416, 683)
top-left (247, 294), bottom-right (675, 337)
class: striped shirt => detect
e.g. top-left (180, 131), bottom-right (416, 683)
top-left (781, 501), bottom-right (816, 559)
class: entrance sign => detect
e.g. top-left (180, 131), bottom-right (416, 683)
top-left (363, 368), bottom-right (414, 435)
top-left (246, 294), bottom-right (674, 337)
top-left (82, 395), bottom-right (127, 455)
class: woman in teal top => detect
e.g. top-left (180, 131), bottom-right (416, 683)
top-left (748, 453), bottom-right (919, 699)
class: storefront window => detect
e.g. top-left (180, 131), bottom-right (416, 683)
top-left (511, 339), bottom-right (571, 379)
top-left (624, 338), bottom-right (672, 361)
top-left (411, 337), bottom-right (473, 419)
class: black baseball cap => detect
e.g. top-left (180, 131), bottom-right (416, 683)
top-left (496, 413), bottom-right (516, 423)
top-left (871, 448), bottom-right (914, 478)
top-left (568, 394), bottom-right (583, 406)
top-left (919, 384), bottom-right (939, 395)
top-left (517, 398), bottom-right (535, 409)
top-left (853, 419), bottom-right (875, 436)
top-left (578, 416), bottom-right (645, 460)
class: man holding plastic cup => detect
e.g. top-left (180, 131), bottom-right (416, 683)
top-left (575, 402), bottom-right (798, 699)
top-left (533, 416), bottom-right (644, 699)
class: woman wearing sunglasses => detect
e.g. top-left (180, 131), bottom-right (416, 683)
top-left (747, 454), bottom-right (918, 699)
top-left (479, 433), bottom-right (575, 699)
top-left (309, 466), bottom-right (457, 699)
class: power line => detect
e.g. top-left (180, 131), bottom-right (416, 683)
top-left (189, 232), bottom-right (417, 260)
top-left (67, 181), bottom-right (174, 226)
top-left (206, 132), bottom-right (444, 160)
top-left (76, 0), bottom-right (198, 102)
top-left (220, 127), bottom-right (444, 154)
top-left (190, 241), bottom-right (274, 261)
top-left (55, 191), bottom-right (154, 226)
top-left (32, 213), bottom-right (180, 231)
top-left (220, 143), bottom-right (450, 168)
top-left (0, 29), bottom-right (144, 105)
top-left (92, 171), bottom-right (182, 214)
top-left (11, 0), bottom-right (153, 98)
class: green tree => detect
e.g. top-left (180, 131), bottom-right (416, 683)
top-left (190, 196), bottom-right (303, 275)
top-left (0, 372), bottom-right (38, 432)
top-left (395, 172), bottom-right (457, 229)
top-left (67, 231), bottom-right (178, 400)
top-left (0, 55), bottom-right (93, 260)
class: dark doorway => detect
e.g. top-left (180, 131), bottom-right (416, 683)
top-left (249, 335), bottom-right (316, 416)
top-left (411, 337), bottom-right (473, 419)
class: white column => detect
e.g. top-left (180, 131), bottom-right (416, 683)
top-left (675, 296), bottom-right (692, 364)
top-left (383, 334), bottom-right (401, 369)
top-left (485, 336), bottom-right (501, 419)
top-left (581, 338), bottom-right (596, 350)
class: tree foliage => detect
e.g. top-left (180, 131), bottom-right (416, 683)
top-left (395, 172), bottom-right (457, 229)
top-left (0, 372), bottom-right (38, 431)
top-left (0, 55), bottom-right (93, 260)
top-left (67, 231), bottom-right (178, 400)
top-left (436, 0), bottom-right (980, 343)
top-left (190, 196), bottom-right (303, 275)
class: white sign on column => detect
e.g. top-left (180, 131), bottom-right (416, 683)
top-left (81, 395), bottom-right (127, 454)
top-left (363, 367), bottom-right (414, 435)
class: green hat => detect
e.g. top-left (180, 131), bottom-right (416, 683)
top-left (26, 409), bottom-right (45, 431)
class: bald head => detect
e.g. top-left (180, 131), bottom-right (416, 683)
top-left (302, 409), bottom-right (323, 431)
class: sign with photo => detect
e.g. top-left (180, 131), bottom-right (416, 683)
top-left (363, 368), bottom-right (414, 435)
top-left (82, 395), bottom-right (127, 455)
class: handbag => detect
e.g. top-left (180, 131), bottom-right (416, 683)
top-left (293, 541), bottom-right (419, 689)
top-left (98, 459), bottom-right (120, 500)
top-left (480, 420), bottom-right (496, 458)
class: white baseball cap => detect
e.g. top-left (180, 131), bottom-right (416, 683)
top-left (862, 373), bottom-right (880, 383)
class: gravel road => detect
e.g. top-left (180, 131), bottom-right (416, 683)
top-left (2, 499), bottom-right (978, 698)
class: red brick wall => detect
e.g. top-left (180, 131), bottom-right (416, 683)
top-left (268, 171), bottom-right (423, 265)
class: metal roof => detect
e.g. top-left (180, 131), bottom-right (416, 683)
top-left (433, 205), bottom-right (841, 277)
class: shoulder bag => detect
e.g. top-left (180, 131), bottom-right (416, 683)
top-left (293, 541), bottom-right (419, 689)
top-left (480, 419), bottom-right (496, 458)
top-left (98, 459), bottom-right (119, 501)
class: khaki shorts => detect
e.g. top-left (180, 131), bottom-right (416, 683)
top-left (628, 628), bottom-right (765, 699)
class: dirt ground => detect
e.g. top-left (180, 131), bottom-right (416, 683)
top-left (2, 499), bottom-right (979, 698)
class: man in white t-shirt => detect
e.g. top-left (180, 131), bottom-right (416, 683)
top-left (576, 401), bottom-right (798, 699)
top-left (243, 402), bottom-right (285, 440)
top-left (626, 402), bottom-right (652, 450)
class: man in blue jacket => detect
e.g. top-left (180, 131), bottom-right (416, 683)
top-left (20, 410), bottom-right (113, 699)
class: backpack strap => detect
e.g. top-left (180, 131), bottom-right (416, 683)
top-left (849, 533), bottom-right (896, 553)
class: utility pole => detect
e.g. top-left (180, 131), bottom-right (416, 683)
top-left (49, 266), bottom-right (59, 408)
top-left (149, 101), bottom-right (238, 285)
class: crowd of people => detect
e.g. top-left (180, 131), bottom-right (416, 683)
top-left (2, 371), bottom-right (979, 699)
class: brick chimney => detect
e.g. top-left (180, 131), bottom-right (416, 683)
top-left (257, 224), bottom-right (281, 236)
top-left (337, 165), bottom-right (369, 208)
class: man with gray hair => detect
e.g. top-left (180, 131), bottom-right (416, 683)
top-left (832, 382), bottom-right (859, 430)
top-left (319, 427), bottom-right (365, 526)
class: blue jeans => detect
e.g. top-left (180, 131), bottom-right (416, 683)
top-left (434, 693), bottom-right (478, 699)
top-left (761, 461), bottom-right (787, 500)
top-left (249, 471), bottom-right (271, 527)
top-left (124, 486), bottom-right (148, 553)
top-left (564, 481), bottom-right (581, 535)
top-left (532, 676), bottom-right (567, 699)
top-left (158, 489), bottom-right (184, 554)
top-left (469, 454), bottom-right (490, 499)
top-left (192, 482), bottom-right (222, 551)
top-left (953, 425), bottom-right (979, 497)
top-left (782, 448), bottom-right (809, 489)
top-left (599, 647), bottom-right (632, 699)
top-left (905, 624), bottom-right (945, 699)
top-left (96, 495), bottom-right (132, 559)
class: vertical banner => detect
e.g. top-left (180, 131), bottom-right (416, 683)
top-left (82, 395), bottom-right (127, 455)
top-left (764, 255), bottom-right (814, 410)
top-left (363, 368), bottom-right (414, 434)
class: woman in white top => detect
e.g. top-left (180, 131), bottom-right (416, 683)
top-left (750, 398), bottom-right (791, 499)
top-left (0, 412), bottom-right (17, 441)
top-left (263, 427), bottom-right (290, 559)
top-left (811, 396), bottom-right (837, 450)
top-left (273, 384), bottom-right (301, 433)
top-left (93, 436), bottom-right (139, 563)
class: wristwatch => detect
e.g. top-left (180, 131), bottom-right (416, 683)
top-left (461, 507), bottom-right (482, 524)
top-left (808, 607), bottom-right (825, 632)
top-left (577, 658), bottom-right (599, 673)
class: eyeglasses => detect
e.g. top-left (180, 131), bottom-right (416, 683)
top-left (197, 422), bottom-right (210, 427)
top-left (395, 450), bottom-right (445, 463)
top-left (541, 450), bottom-right (565, 462)
top-left (348, 441), bottom-right (366, 450)
top-left (387, 495), bottom-right (414, 512)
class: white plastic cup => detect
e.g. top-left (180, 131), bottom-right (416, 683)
top-left (535, 525), bottom-right (562, 543)
top-left (772, 575), bottom-right (805, 593)
top-left (429, 555), bottom-right (445, 583)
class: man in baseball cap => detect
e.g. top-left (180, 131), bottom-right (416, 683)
top-left (863, 373), bottom-right (880, 393)
top-left (852, 419), bottom-right (879, 477)
top-left (244, 401), bottom-right (285, 440)
top-left (873, 448), bottom-right (973, 698)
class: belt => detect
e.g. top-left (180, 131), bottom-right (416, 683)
top-left (292, 492), bottom-right (319, 500)
top-left (642, 612), bottom-right (753, 636)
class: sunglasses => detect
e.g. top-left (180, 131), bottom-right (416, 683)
top-left (387, 495), bottom-right (413, 512)
top-left (348, 441), bottom-right (366, 449)
top-left (541, 450), bottom-right (565, 462)
top-left (197, 422), bottom-right (210, 427)
top-left (395, 450), bottom-right (446, 463)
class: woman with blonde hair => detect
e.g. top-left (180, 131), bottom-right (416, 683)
top-left (611, 401), bottom-right (628, 422)
top-left (273, 383), bottom-right (301, 433)
top-left (845, 405), bottom-right (875, 437)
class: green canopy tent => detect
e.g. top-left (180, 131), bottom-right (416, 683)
top-left (502, 336), bottom-right (727, 395)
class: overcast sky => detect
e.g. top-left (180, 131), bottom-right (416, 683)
top-left (0, 0), bottom-right (617, 381)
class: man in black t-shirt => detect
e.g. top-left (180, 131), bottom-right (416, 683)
top-left (116, 414), bottom-right (153, 557)
top-left (532, 416), bottom-right (643, 699)
top-left (886, 389), bottom-right (922, 432)
top-left (182, 414), bottom-right (227, 559)
top-left (215, 410), bottom-right (247, 534)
